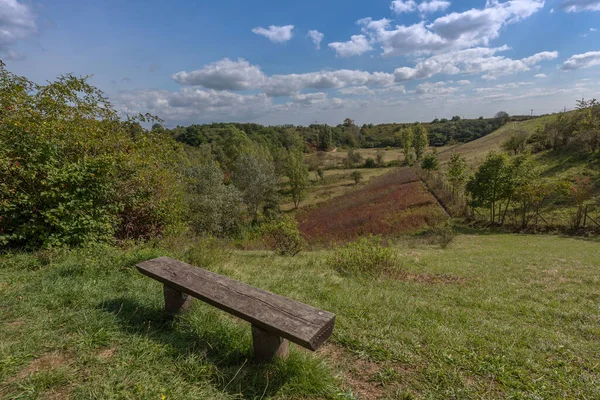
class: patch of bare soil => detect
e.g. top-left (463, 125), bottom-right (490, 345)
top-left (97, 347), bottom-right (117, 360)
top-left (13, 352), bottom-right (72, 381)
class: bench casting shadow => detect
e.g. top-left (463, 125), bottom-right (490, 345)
top-left (100, 297), bottom-right (298, 398)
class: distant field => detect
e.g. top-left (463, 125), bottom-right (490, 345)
top-left (297, 168), bottom-right (447, 244)
top-left (280, 167), bottom-right (394, 211)
top-left (305, 148), bottom-right (405, 169)
top-left (437, 115), bottom-right (555, 167)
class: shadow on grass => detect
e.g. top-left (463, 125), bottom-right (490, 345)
top-left (99, 297), bottom-right (334, 399)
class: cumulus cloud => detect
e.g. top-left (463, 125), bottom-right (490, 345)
top-left (534, 73), bottom-right (547, 78)
top-left (394, 46), bottom-right (557, 81)
top-left (560, 51), bottom-right (600, 70)
top-left (560, 0), bottom-right (600, 12)
top-left (354, 0), bottom-right (544, 57)
top-left (328, 34), bottom-right (373, 57)
top-left (391, 0), bottom-right (417, 13)
top-left (290, 92), bottom-right (328, 105)
top-left (415, 81), bottom-right (459, 96)
top-left (252, 25), bottom-right (294, 43)
top-left (307, 30), bottom-right (324, 49)
top-left (173, 58), bottom-right (395, 96)
top-left (418, 1), bottom-right (452, 15)
top-left (172, 58), bottom-right (266, 90)
top-left (457, 79), bottom-right (471, 84)
top-left (0, 0), bottom-right (36, 55)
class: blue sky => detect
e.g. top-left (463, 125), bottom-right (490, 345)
top-left (2, 0), bottom-right (600, 126)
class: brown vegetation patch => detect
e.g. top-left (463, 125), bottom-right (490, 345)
top-left (6, 319), bottom-right (25, 330)
top-left (297, 168), bottom-right (447, 244)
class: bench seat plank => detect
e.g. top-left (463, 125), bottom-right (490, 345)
top-left (136, 257), bottom-right (335, 350)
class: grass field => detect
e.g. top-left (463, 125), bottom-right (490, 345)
top-left (2, 233), bottom-right (599, 399)
top-left (280, 167), bottom-right (394, 211)
top-left (297, 168), bottom-right (447, 244)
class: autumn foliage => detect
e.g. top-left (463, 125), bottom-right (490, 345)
top-left (297, 168), bottom-right (447, 244)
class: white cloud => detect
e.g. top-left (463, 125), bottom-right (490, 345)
top-left (592, 28), bottom-right (598, 31)
top-left (117, 88), bottom-right (273, 123)
top-left (457, 79), bottom-right (471, 84)
top-left (290, 92), bottom-right (328, 105)
top-left (328, 34), bottom-right (373, 57)
top-left (393, 46), bottom-right (557, 81)
top-left (534, 73), bottom-right (547, 78)
top-left (0, 0), bottom-right (36, 55)
top-left (560, 0), bottom-right (600, 12)
top-left (418, 1), bottom-right (451, 14)
top-left (560, 51), bottom-right (600, 70)
top-left (415, 81), bottom-right (459, 96)
top-left (307, 30), bottom-right (324, 50)
top-left (172, 58), bottom-right (266, 90)
top-left (391, 0), bottom-right (417, 13)
top-left (172, 58), bottom-right (395, 97)
top-left (338, 86), bottom-right (375, 95)
top-left (522, 51), bottom-right (559, 66)
top-left (252, 25), bottom-right (294, 43)
top-left (356, 0), bottom-right (545, 57)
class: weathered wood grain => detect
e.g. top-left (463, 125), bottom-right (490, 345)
top-left (136, 257), bottom-right (335, 350)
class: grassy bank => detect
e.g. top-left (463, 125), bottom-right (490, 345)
top-left (1, 233), bottom-right (599, 399)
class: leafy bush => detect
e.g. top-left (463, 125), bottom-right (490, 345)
top-left (261, 215), bottom-right (305, 256)
top-left (328, 236), bottom-right (402, 277)
top-left (350, 171), bottom-right (363, 185)
top-left (426, 224), bottom-right (456, 248)
top-left (0, 62), bottom-right (186, 249)
top-left (364, 157), bottom-right (377, 168)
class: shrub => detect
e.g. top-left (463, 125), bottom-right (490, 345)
top-left (261, 215), bottom-right (305, 256)
top-left (328, 236), bottom-right (402, 277)
top-left (350, 171), bottom-right (363, 185)
top-left (426, 224), bottom-right (456, 248)
top-left (0, 62), bottom-right (186, 249)
top-left (364, 157), bottom-right (377, 168)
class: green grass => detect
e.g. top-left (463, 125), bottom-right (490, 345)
top-left (2, 233), bottom-right (600, 399)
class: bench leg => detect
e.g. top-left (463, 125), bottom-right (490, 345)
top-left (251, 325), bottom-right (289, 361)
top-left (163, 285), bottom-right (193, 314)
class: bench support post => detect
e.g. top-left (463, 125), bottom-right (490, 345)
top-left (252, 325), bottom-right (289, 361)
top-left (163, 285), bottom-right (193, 314)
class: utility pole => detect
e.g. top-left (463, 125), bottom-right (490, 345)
top-left (530, 109), bottom-right (533, 117)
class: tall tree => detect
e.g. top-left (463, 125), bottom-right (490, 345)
top-left (412, 124), bottom-right (429, 160)
top-left (286, 149), bottom-right (309, 209)
top-left (233, 153), bottom-right (277, 222)
top-left (421, 153), bottom-right (439, 176)
top-left (466, 152), bottom-right (511, 223)
top-left (446, 152), bottom-right (469, 197)
top-left (400, 128), bottom-right (413, 165)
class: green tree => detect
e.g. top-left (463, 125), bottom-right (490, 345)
top-left (400, 128), bottom-right (414, 165)
top-left (502, 128), bottom-right (529, 155)
top-left (421, 153), bottom-right (439, 176)
top-left (446, 152), bottom-right (469, 197)
top-left (412, 124), bottom-right (429, 160)
top-left (286, 150), bottom-right (309, 209)
top-left (466, 152), bottom-right (511, 224)
top-left (350, 170), bottom-right (363, 185)
top-left (0, 61), bottom-right (186, 249)
top-left (186, 162), bottom-right (242, 236)
top-left (233, 153), bottom-right (277, 222)
top-left (376, 149), bottom-right (385, 167)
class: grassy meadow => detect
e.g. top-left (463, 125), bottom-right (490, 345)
top-left (2, 233), bottom-right (600, 399)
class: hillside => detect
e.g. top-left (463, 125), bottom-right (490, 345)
top-left (437, 115), bottom-right (555, 166)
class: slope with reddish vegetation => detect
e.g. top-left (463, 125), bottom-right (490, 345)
top-left (297, 168), bottom-right (447, 244)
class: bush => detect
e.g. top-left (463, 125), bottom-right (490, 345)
top-left (328, 236), bottom-right (402, 277)
top-left (0, 62), bottom-right (186, 249)
top-left (426, 224), bottom-right (456, 248)
top-left (261, 215), bottom-right (305, 256)
top-left (364, 157), bottom-right (377, 168)
top-left (350, 171), bottom-right (363, 185)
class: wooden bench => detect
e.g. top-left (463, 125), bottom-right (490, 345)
top-left (136, 257), bottom-right (335, 361)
